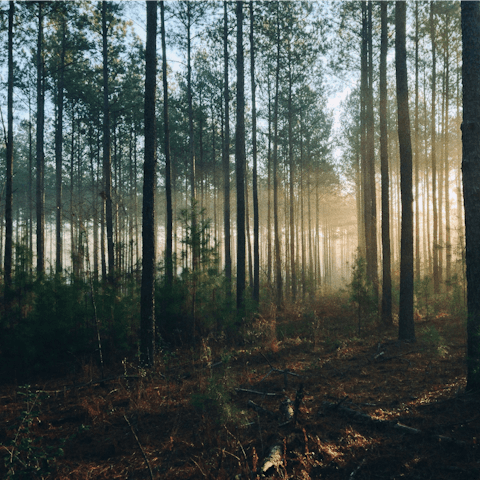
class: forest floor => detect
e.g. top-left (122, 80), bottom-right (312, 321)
top-left (1, 292), bottom-right (478, 479)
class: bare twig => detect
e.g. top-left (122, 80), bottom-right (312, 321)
top-left (225, 427), bottom-right (252, 476)
top-left (235, 388), bottom-right (281, 397)
top-left (190, 457), bottom-right (207, 478)
top-left (123, 414), bottom-right (154, 480)
top-left (259, 353), bottom-right (303, 385)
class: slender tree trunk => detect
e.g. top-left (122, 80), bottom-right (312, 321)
top-left (36, 1), bottom-right (45, 276)
top-left (245, 167), bottom-right (253, 287)
top-left (365, 1), bottom-right (378, 298)
top-left (140, 0), bottom-right (157, 367)
top-left (380, 2), bottom-right (392, 326)
top-left (5, 0), bottom-right (14, 289)
top-left (161, 1), bottom-right (173, 289)
top-left (28, 98), bottom-right (33, 271)
top-left (70, 103), bottom-right (76, 276)
top-left (444, 17), bottom-right (452, 283)
top-left (287, 44), bottom-right (296, 302)
top-left (236, 0), bottom-right (246, 316)
top-left (55, 18), bottom-right (66, 274)
top-left (186, 5), bottom-right (197, 273)
top-left (396, 0), bottom-right (415, 342)
top-left (102, 1), bottom-right (114, 282)
top-left (223, 1), bottom-right (232, 297)
top-left (91, 130), bottom-right (99, 280)
top-left (267, 78), bottom-right (272, 286)
top-left (250, 1), bottom-right (259, 305)
top-left (430, 3), bottom-right (440, 294)
top-left (360, 2), bottom-right (367, 263)
top-left (273, 5), bottom-right (283, 306)
top-left (414, 2), bottom-right (421, 282)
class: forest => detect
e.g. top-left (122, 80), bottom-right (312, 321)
top-left (2, 1), bottom-right (480, 478)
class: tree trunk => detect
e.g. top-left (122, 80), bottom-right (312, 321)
top-left (430, 3), bottom-right (440, 294)
top-left (5, 0), bottom-right (14, 289)
top-left (223, 1), bottom-right (232, 297)
top-left (55, 17), bottom-right (66, 274)
top-left (414, 2), bottom-right (421, 282)
top-left (250, 1), bottom-right (259, 306)
top-left (444, 16), bottom-right (452, 283)
top-left (273, 5), bottom-right (283, 306)
top-left (380, 2), bottom-right (392, 326)
top-left (140, 0), bottom-right (157, 367)
top-left (462, 1), bottom-right (480, 391)
top-left (396, 0), bottom-right (415, 342)
top-left (365, 1), bottom-right (378, 299)
top-left (36, 1), bottom-right (45, 276)
top-left (186, 4), bottom-right (197, 273)
top-left (236, 0), bottom-right (246, 316)
top-left (161, 1), bottom-right (173, 289)
top-left (102, 1), bottom-right (115, 282)
top-left (287, 43), bottom-right (296, 302)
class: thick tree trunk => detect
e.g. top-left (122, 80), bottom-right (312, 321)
top-left (396, 1), bottom-right (415, 342)
top-left (462, 1), bottom-right (480, 391)
top-left (140, 0), bottom-right (157, 367)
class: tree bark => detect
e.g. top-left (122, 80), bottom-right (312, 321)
top-left (102, 1), bottom-right (115, 282)
top-left (5, 0), bottom-right (14, 289)
top-left (396, 0), bottom-right (415, 342)
top-left (55, 16), bottom-right (66, 275)
top-left (140, 0), bottom-right (158, 367)
top-left (462, 1), bottom-right (480, 391)
top-left (161, 1), bottom-right (173, 289)
top-left (365, 1), bottom-right (378, 299)
top-left (223, 1), bottom-right (232, 297)
top-left (36, 1), bottom-right (45, 276)
top-left (250, 1), bottom-right (259, 306)
top-left (414, 2), bottom-right (421, 282)
top-left (380, 2), bottom-right (392, 326)
top-left (273, 5), bottom-right (283, 306)
top-left (236, 0), bottom-right (246, 316)
top-left (287, 42), bottom-right (296, 302)
top-left (430, 3), bottom-right (440, 294)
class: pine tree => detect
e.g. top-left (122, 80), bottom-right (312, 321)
top-left (396, 0), bottom-right (415, 342)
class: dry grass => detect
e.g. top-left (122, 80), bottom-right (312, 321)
top-left (1, 292), bottom-right (478, 479)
